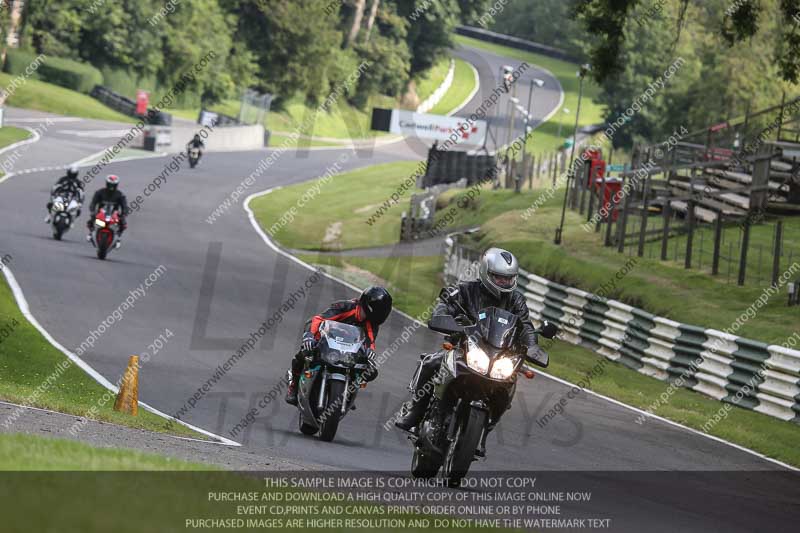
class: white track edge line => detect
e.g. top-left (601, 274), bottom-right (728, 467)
top-left (0, 266), bottom-right (241, 447)
top-left (0, 400), bottom-right (232, 447)
top-left (244, 190), bottom-right (798, 473)
top-left (0, 134), bottom-right (241, 447)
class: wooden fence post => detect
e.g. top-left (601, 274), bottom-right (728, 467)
top-left (712, 213), bottom-right (723, 275)
top-left (772, 220), bottom-right (784, 286)
top-left (661, 201), bottom-right (671, 260)
top-left (685, 199), bottom-right (695, 269)
top-left (738, 219), bottom-right (751, 286)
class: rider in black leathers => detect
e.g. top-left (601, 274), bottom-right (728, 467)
top-left (187, 134), bottom-right (205, 162)
top-left (86, 175), bottom-right (129, 245)
top-left (46, 165), bottom-right (84, 221)
top-left (395, 248), bottom-right (546, 456)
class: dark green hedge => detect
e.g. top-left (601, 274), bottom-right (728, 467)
top-left (4, 49), bottom-right (103, 94)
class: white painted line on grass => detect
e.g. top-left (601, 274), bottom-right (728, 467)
top-left (0, 126), bottom-right (43, 184)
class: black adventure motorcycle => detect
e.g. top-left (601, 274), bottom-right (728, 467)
top-left (292, 320), bottom-right (373, 442)
top-left (408, 288), bottom-right (558, 486)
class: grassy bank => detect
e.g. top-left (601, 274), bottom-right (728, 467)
top-left (429, 58), bottom-right (476, 115)
top-left (0, 73), bottom-right (134, 123)
top-left (251, 161), bottom-right (422, 250)
top-left (253, 161), bottom-right (799, 344)
top-left (0, 276), bottom-right (201, 439)
top-left (0, 433), bottom-right (208, 471)
top-left (455, 35), bottom-right (605, 154)
top-left (0, 126), bottom-right (32, 149)
top-left (414, 58), bottom-right (453, 105)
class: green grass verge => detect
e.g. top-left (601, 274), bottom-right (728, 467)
top-left (0, 276), bottom-right (202, 439)
top-left (0, 126), bottom-right (32, 149)
top-left (250, 161), bottom-right (422, 250)
top-left (0, 433), bottom-right (209, 471)
top-left (429, 58), bottom-right (477, 116)
top-left (414, 58), bottom-right (452, 105)
top-left (455, 35), bottom-right (605, 155)
top-left (0, 73), bottom-right (135, 123)
top-left (297, 254), bottom-right (443, 320)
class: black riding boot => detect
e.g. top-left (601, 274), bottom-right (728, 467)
top-left (395, 353), bottom-right (441, 433)
top-left (285, 371), bottom-right (299, 405)
top-left (394, 391), bottom-right (430, 433)
top-left (284, 355), bottom-right (304, 406)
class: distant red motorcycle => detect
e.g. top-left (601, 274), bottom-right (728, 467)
top-left (89, 203), bottom-right (121, 260)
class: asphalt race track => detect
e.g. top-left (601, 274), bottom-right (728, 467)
top-left (1, 43), bottom-right (797, 531)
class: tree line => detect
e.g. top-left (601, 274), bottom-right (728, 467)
top-left (9, 0), bottom-right (492, 110)
top-left (487, 0), bottom-right (799, 148)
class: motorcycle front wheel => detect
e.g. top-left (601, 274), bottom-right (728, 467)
top-left (96, 231), bottom-right (112, 260)
top-left (298, 411), bottom-right (317, 436)
top-left (411, 447), bottom-right (443, 479)
top-left (318, 379), bottom-right (346, 442)
top-left (442, 407), bottom-right (486, 487)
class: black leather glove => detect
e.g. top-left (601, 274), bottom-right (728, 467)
top-left (526, 345), bottom-right (549, 368)
top-left (300, 333), bottom-right (317, 353)
top-left (362, 348), bottom-right (378, 382)
top-left (455, 314), bottom-right (472, 326)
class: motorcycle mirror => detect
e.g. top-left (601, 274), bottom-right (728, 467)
top-left (539, 321), bottom-right (559, 339)
top-left (428, 315), bottom-right (464, 335)
top-left (439, 286), bottom-right (459, 303)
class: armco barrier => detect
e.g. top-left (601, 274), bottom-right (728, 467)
top-left (455, 26), bottom-right (581, 63)
top-left (90, 85), bottom-right (172, 126)
top-left (443, 236), bottom-right (800, 424)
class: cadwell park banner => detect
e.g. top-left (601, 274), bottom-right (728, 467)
top-left (371, 108), bottom-right (488, 146)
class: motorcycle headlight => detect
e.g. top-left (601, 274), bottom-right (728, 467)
top-left (466, 342), bottom-right (490, 374)
top-left (95, 219), bottom-right (106, 228)
top-left (53, 202), bottom-right (65, 212)
top-left (490, 356), bottom-right (518, 379)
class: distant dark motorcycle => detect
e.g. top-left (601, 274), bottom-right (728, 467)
top-left (292, 320), bottom-right (373, 442)
top-left (408, 291), bottom-right (558, 486)
top-left (188, 147), bottom-right (201, 168)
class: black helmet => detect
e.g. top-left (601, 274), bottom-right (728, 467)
top-left (67, 165), bottom-right (79, 180)
top-left (359, 286), bottom-right (392, 325)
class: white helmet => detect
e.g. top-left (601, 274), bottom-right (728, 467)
top-left (478, 247), bottom-right (518, 298)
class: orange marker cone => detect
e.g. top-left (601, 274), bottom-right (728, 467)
top-left (114, 355), bottom-right (139, 416)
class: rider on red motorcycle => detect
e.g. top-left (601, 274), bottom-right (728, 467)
top-left (86, 175), bottom-right (128, 247)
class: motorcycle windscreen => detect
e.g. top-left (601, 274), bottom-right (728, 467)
top-left (319, 321), bottom-right (364, 363)
top-left (476, 307), bottom-right (518, 349)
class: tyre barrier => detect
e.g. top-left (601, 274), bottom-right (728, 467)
top-left (443, 236), bottom-right (800, 424)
